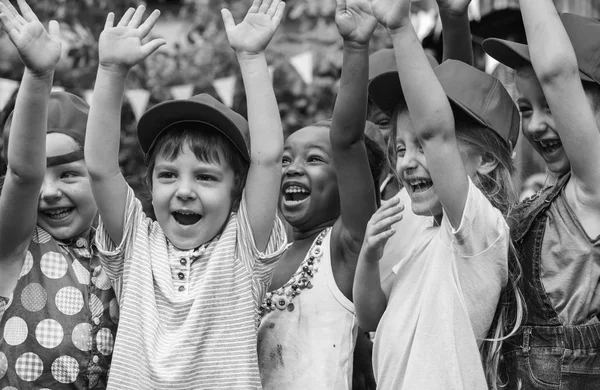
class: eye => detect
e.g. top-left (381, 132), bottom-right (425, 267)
top-left (157, 171), bottom-right (176, 179)
top-left (308, 155), bottom-right (325, 163)
top-left (198, 174), bottom-right (217, 182)
top-left (60, 171), bottom-right (79, 179)
top-left (282, 156), bottom-right (291, 165)
top-left (396, 146), bottom-right (406, 158)
top-left (377, 118), bottom-right (391, 128)
top-left (518, 105), bottom-right (532, 117)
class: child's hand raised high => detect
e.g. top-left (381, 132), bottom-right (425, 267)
top-left (221, 0), bottom-right (285, 56)
top-left (0, 0), bottom-right (60, 76)
top-left (370, 0), bottom-right (411, 32)
top-left (335, 0), bottom-right (377, 46)
top-left (360, 196), bottom-right (404, 263)
top-left (99, 5), bottom-right (165, 72)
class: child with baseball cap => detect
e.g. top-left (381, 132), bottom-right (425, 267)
top-left (84, 2), bottom-right (287, 388)
top-left (482, 3), bottom-right (600, 388)
top-left (354, 0), bottom-right (523, 388)
top-left (0, 1), bottom-right (117, 388)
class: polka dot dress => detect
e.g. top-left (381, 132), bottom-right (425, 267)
top-left (0, 227), bottom-right (118, 389)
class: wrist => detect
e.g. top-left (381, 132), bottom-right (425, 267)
top-left (343, 40), bottom-right (370, 52)
top-left (24, 67), bottom-right (55, 81)
top-left (98, 63), bottom-right (131, 77)
top-left (236, 51), bottom-right (266, 62)
top-left (386, 18), bottom-right (414, 38)
top-left (438, 7), bottom-right (469, 19)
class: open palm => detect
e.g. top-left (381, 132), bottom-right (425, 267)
top-left (99, 6), bottom-right (165, 70)
top-left (222, 0), bottom-right (285, 55)
top-left (335, 0), bottom-right (377, 44)
top-left (370, 0), bottom-right (411, 31)
top-left (0, 0), bottom-right (61, 75)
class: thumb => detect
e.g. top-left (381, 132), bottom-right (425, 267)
top-left (221, 8), bottom-right (236, 32)
top-left (48, 19), bottom-right (60, 40)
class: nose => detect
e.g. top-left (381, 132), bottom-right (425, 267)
top-left (525, 110), bottom-right (549, 141)
top-left (39, 176), bottom-right (62, 202)
top-left (397, 147), bottom-right (419, 174)
top-left (284, 159), bottom-right (305, 177)
top-left (175, 178), bottom-right (197, 201)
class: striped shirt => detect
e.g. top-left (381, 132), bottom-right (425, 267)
top-left (96, 187), bottom-right (287, 389)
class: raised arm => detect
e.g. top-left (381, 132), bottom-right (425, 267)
top-left (85, 6), bottom-right (165, 244)
top-left (0, 0), bottom-right (61, 296)
top-left (372, 0), bottom-right (467, 228)
top-left (222, 0), bottom-right (285, 251)
top-left (519, 1), bottom-right (600, 196)
top-left (331, 0), bottom-right (378, 258)
top-left (354, 196), bottom-right (403, 331)
top-left (436, 0), bottom-right (473, 65)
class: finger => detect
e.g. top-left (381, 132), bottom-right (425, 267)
top-left (247, 0), bottom-right (261, 14)
top-left (272, 1), bottom-right (285, 25)
top-left (1, 0), bottom-right (25, 27)
top-left (117, 7), bottom-right (135, 27)
top-left (258, 0), bottom-right (273, 14)
top-left (48, 19), bottom-right (60, 40)
top-left (104, 12), bottom-right (115, 30)
top-left (266, 0), bottom-right (280, 18)
top-left (140, 38), bottom-right (166, 58)
top-left (128, 4), bottom-right (146, 29)
top-left (373, 212), bottom-right (403, 232)
top-left (138, 9), bottom-right (160, 38)
top-left (220, 8), bottom-right (236, 32)
top-left (15, 0), bottom-right (36, 22)
top-left (367, 228), bottom-right (396, 248)
top-left (0, 12), bottom-right (18, 38)
top-left (1, 0), bottom-right (19, 19)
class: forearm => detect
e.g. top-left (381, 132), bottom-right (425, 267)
top-left (237, 52), bottom-right (283, 164)
top-left (390, 23), bottom-right (454, 140)
top-left (7, 69), bottom-right (54, 181)
top-left (354, 255), bottom-right (387, 331)
top-left (330, 42), bottom-right (370, 148)
top-left (439, 9), bottom-right (473, 65)
top-left (85, 65), bottom-right (128, 179)
top-left (520, 0), bottom-right (579, 83)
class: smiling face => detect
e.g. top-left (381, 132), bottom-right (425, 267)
top-left (150, 143), bottom-right (236, 250)
top-left (280, 125), bottom-right (340, 230)
top-left (394, 110), bottom-right (482, 220)
top-left (515, 66), bottom-right (571, 175)
top-left (37, 133), bottom-right (97, 240)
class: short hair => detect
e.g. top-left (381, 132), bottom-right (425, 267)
top-left (145, 124), bottom-right (249, 211)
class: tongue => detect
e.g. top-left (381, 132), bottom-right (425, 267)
top-left (173, 212), bottom-right (201, 225)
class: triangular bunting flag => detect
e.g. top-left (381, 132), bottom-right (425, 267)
top-left (0, 78), bottom-right (19, 111)
top-left (485, 53), bottom-right (499, 75)
top-left (170, 84), bottom-right (194, 100)
top-left (213, 76), bottom-right (237, 108)
top-left (51, 86), bottom-right (64, 92)
top-left (290, 52), bottom-right (313, 84)
top-left (125, 89), bottom-right (150, 121)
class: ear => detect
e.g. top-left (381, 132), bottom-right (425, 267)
top-left (475, 152), bottom-right (499, 176)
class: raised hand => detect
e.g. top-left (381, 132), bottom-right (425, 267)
top-left (0, 0), bottom-right (61, 76)
top-left (221, 0), bottom-right (285, 55)
top-left (370, 0), bottom-right (411, 32)
top-left (335, 0), bottom-right (377, 45)
top-left (436, 0), bottom-right (472, 15)
top-left (360, 195), bottom-right (404, 263)
top-left (99, 5), bottom-right (166, 71)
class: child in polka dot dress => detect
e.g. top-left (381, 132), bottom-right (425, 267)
top-left (0, 1), bottom-right (118, 388)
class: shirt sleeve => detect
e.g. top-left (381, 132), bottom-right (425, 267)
top-left (439, 177), bottom-right (509, 259)
top-left (94, 186), bottom-right (146, 299)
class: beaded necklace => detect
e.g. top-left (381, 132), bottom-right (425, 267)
top-left (260, 227), bottom-right (331, 316)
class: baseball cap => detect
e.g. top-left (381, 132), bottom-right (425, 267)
top-left (482, 13), bottom-right (600, 84)
top-left (3, 91), bottom-right (89, 164)
top-left (138, 93), bottom-right (250, 163)
top-left (435, 60), bottom-right (520, 149)
top-left (368, 52), bottom-right (439, 116)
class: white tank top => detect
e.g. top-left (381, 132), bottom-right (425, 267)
top-left (257, 228), bottom-right (357, 389)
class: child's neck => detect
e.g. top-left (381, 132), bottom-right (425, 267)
top-left (292, 219), bottom-right (335, 242)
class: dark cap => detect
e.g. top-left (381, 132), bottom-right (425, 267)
top-left (3, 91), bottom-right (89, 163)
top-left (435, 60), bottom-right (520, 149)
top-left (482, 13), bottom-right (600, 84)
top-left (367, 52), bottom-right (439, 116)
top-left (138, 93), bottom-right (250, 163)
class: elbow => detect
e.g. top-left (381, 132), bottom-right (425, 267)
top-left (7, 165), bottom-right (44, 186)
top-left (356, 313), bottom-right (379, 333)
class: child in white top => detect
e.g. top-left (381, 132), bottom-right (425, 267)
top-left (353, 0), bottom-right (521, 388)
top-left (84, 2), bottom-right (287, 388)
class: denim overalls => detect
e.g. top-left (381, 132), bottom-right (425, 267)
top-left (503, 173), bottom-right (600, 389)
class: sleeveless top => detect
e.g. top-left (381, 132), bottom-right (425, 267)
top-left (0, 227), bottom-right (118, 389)
top-left (257, 228), bottom-right (357, 390)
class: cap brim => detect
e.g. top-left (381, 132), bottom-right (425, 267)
top-left (483, 38), bottom-right (593, 82)
top-left (138, 100), bottom-right (250, 162)
top-left (368, 71), bottom-right (404, 116)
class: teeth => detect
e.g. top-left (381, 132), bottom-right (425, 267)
top-left (540, 140), bottom-right (560, 147)
top-left (285, 186), bottom-right (308, 194)
top-left (44, 207), bottom-right (72, 219)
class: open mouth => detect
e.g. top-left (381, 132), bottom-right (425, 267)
top-left (172, 211), bottom-right (202, 225)
top-left (42, 207), bottom-right (74, 220)
top-left (283, 185), bottom-right (310, 205)
top-left (538, 139), bottom-right (562, 155)
top-left (406, 178), bottom-right (433, 194)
